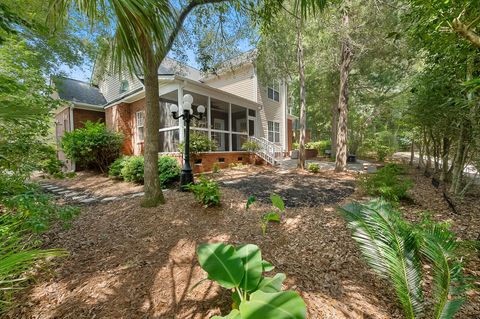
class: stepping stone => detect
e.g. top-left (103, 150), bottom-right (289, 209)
top-left (80, 198), bottom-right (96, 204)
top-left (72, 195), bottom-right (88, 200)
top-left (64, 192), bottom-right (80, 198)
top-left (57, 190), bottom-right (71, 194)
top-left (130, 192), bottom-right (144, 198)
top-left (47, 187), bottom-right (62, 191)
top-left (367, 166), bottom-right (377, 173)
top-left (101, 197), bottom-right (118, 202)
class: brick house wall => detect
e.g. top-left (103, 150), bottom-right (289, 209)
top-left (72, 108), bottom-right (105, 129)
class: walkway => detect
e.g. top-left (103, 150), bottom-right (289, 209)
top-left (278, 158), bottom-right (378, 173)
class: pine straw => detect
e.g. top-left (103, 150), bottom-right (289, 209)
top-left (4, 167), bottom-right (479, 318)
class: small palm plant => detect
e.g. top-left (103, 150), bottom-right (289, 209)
top-left (339, 199), bottom-right (467, 319)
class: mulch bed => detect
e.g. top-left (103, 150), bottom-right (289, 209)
top-left (3, 166), bottom-right (479, 318)
top-left (221, 170), bottom-right (356, 207)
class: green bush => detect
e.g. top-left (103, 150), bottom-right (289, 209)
top-left (241, 140), bottom-right (261, 152)
top-left (358, 163), bottom-right (413, 202)
top-left (186, 176), bottom-right (221, 207)
top-left (212, 162), bottom-right (221, 173)
top-left (109, 157), bottom-right (127, 179)
top-left (39, 145), bottom-right (65, 177)
top-left (120, 156), bottom-right (144, 183)
top-left (305, 140), bottom-right (331, 154)
top-left (178, 131), bottom-right (217, 154)
top-left (307, 163), bottom-right (320, 173)
top-left (358, 132), bottom-right (396, 161)
top-left (158, 156), bottom-right (180, 187)
top-left (61, 121), bottom-right (123, 173)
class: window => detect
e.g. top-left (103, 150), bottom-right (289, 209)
top-left (119, 80), bottom-right (129, 93)
top-left (136, 111), bottom-right (145, 141)
top-left (268, 121), bottom-right (280, 143)
top-left (267, 81), bottom-right (280, 102)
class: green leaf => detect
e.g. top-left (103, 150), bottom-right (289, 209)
top-left (239, 290), bottom-right (307, 319)
top-left (270, 194), bottom-right (285, 211)
top-left (246, 195), bottom-right (256, 210)
top-left (236, 244), bottom-right (263, 291)
top-left (212, 309), bottom-right (241, 319)
top-left (197, 243), bottom-right (244, 289)
top-left (263, 212), bottom-right (280, 222)
top-left (257, 273), bottom-right (286, 293)
top-left (262, 260), bottom-right (275, 272)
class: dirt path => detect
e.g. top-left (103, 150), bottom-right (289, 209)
top-left (5, 168), bottom-right (479, 318)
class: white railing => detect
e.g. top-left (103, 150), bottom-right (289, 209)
top-left (249, 136), bottom-right (283, 165)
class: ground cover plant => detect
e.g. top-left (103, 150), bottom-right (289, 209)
top-left (186, 176), bottom-right (221, 207)
top-left (358, 163), bottom-right (413, 202)
top-left (307, 162), bottom-right (320, 173)
top-left (339, 199), bottom-right (468, 319)
top-left (246, 194), bottom-right (285, 236)
top-left (61, 121), bottom-right (123, 173)
top-left (196, 243), bottom-right (306, 318)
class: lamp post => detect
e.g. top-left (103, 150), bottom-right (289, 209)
top-left (170, 94), bottom-right (205, 190)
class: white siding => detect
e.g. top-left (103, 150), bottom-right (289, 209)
top-left (203, 65), bottom-right (256, 102)
top-left (98, 71), bottom-right (143, 103)
top-left (256, 81), bottom-right (287, 150)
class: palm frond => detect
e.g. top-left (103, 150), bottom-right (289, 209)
top-left (420, 224), bottom-right (466, 319)
top-left (339, 199), bottom-right (424, 319)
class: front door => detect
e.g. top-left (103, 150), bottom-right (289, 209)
top-left (248, 116), bottom-right (256, 137)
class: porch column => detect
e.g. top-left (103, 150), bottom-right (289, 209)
top-left (178, 84), bottom-right (184, 142)
top-left (207, 96), bottom-right (211, 140)
top-left (228, 103), bottom-right (232, 151)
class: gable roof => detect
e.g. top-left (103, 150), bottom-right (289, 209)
top-left (158, 57), bottom-right (202, 81)
top-left (53, 76), bottom-right (107, 106)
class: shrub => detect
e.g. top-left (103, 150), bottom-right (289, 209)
top-left (158, 156), bottom-right (180, 187)
top-left (61, 121), bottom-right (123, 173)
top-left (186, 176), bottom-right (221, 207)
top-left (241, 140), bottom-right (261, 152)
top-left (305, 140), bottom-right (331, 154)
top-left (196, 243), bottom-right (306, 318)
top-left (307, 163), bottom-right (320, 173)
top-left (358, 163), bottom-right (413, 202)
top-left (120, 156), bottom-right (144, 183)
top-left (339, 199), bottom-right (467, 319)
top-left (212, 162), bottom-right (220, 173)
top-left (39, 145), bottom-right (65, 177)
top-left (358, 132), bottom-right (396, 161)
top-left (109, 157), bottom-right (127, 179)
top-left (178, 131), bottom-right (217, 154)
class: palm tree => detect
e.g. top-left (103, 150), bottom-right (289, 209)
top-left (49, 0), bottom-right (326, 207)
top-left (339, 199), bottom-right (467, 319)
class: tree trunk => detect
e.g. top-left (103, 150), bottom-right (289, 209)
top-left (409, 139), bottom-right (414, 166)
top-left (141, 45), bottom-right (165, 207)
top-left (440, 136), bottom-right (450, 182)
top-left (335, 12), bottom-right (352, 173)
top-left (331, 102), bottom-right (338, 158)
top-left (450, 122), bottom-right (467, 194)
top-left (297, 24), bottom-right (307, 169)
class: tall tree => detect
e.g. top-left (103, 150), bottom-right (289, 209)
top-left (334, 3), bottom-right (351, 172)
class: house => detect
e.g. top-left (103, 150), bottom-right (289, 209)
top-left (54, 51), bottom-right (295, 172)
top-left (52, 77), bottom-right (106, 171)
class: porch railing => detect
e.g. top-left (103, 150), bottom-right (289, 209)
top-left (249, 136), bottom-right (283, 166)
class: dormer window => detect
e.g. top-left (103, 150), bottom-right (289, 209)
top-left (119, 80), bottom-right (129, 93)
top-left (267, 81), bottom-right (280, 102)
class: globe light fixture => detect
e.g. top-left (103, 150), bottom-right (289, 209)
top-left (170, 93), bottom-right (205, 190)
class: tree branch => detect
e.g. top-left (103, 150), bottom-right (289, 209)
top-left (452, 18), bottom-right (480, 49)
top-left (160, 0), bottom-right (230, 61)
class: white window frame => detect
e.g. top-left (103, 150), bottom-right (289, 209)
top-left (119, 80), bottom-right (129, 93)
top-left (267, 81), bottom-right (280, 102)
top-left (136, 111), bottom-right (145, 142)
top-left (268, 121), bottom-right (280, 143)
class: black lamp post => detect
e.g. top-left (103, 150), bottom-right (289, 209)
top-left (170, 94), bottom-right (205, 190)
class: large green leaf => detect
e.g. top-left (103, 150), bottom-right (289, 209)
top-left (263, 212), bottom-right (280, 222)
top-left (236, 244), bottom-right (263, 292)
top-left (197, 243), bottom-right (244, 289)
top-left (261, 260), bottom-right (275, 272)
top-left (212, 309), bottom-right (241, 319)
top-left (270, 194), bottom-right (285, 211)
top-left (239, 290), bottom-right (306, 319)
top-left (257, 273), bottom-right (286, 293)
